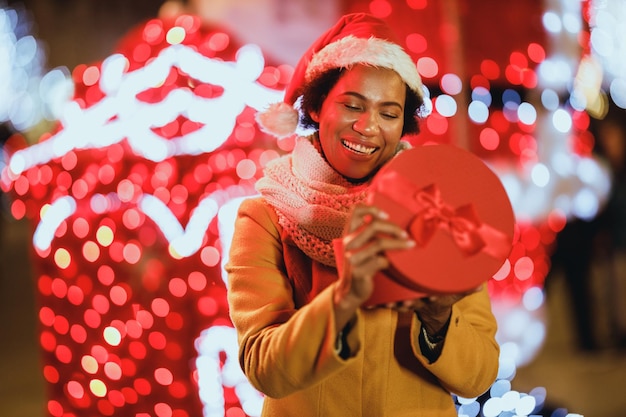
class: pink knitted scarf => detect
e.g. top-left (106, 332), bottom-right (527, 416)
top-left (256, 136), bottom-right (408, 267)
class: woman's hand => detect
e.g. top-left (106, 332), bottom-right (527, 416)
top-left (390, 286), bottom-right (483, 334)
top-left (334, 204), bottom-right (415, 312)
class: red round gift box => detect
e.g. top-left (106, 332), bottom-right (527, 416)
top-left (365, 144), bottom-right (515, 305)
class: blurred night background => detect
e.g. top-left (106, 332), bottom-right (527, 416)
top-left (1, 0), bottom-right (626, 416)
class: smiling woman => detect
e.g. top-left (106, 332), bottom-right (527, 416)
top-left (226, 12), bottom-right (501, 417)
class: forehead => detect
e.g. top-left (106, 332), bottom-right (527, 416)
top-left (331, 65), bottom-right (406, 100)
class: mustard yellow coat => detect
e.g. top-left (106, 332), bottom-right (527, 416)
top-left (226, 197), bottom-right (500, 417)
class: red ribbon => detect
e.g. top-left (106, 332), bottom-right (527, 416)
top-left (411, 184), bottom-right (486, 256)
top-left (373, 171), bottom-right (511, 260)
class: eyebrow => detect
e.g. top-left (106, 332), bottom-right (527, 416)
top-left (340, 91), bottom-right (404, 110)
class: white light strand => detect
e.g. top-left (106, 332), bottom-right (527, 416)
top-left (8, 43), bottom-right (283, 175)
top-left (32, 191), bottom-right (223, 260)
top-left (195, 326), bottom-right (264, 417)
top-left (32, 195), bottom-right (77, 250)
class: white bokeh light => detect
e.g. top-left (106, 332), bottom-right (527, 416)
top-left (517, 102), bottom-right (537, 125)
top-left (434, 94), bottom-right (457, 117)
top-left (531, 163), bottom-right (550, 187)
top-left (552, 108), bottom-right (573, 132)
top-left (542, 11), bottom-right (562, 33)
top-left (468, 100), bottom-right (489, 124)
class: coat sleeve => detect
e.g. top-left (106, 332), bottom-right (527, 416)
top-left (225, 198), bottom-right (358, 398)
top-left (412, 285), bottom-right (500, 398)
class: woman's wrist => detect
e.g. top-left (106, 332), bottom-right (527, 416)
top-left (333, 282), bottom-right (361, 333)
top-left (416, 308), bottom-right (452, 336)
top-left (419, 324), bottom-right (445, 361)
top-left (421, 325), bottom-right (444, 347)
top-left (333, 283), bottom-right (360, 311)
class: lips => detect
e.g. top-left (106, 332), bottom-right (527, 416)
top-left (341, 139), bottom-right (377, 155)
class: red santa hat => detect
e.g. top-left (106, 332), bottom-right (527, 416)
top-left (256, 12), bottom-right (425, 139)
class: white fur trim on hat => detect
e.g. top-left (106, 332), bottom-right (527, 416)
top-left (306, 35), bottom-right (423, 99)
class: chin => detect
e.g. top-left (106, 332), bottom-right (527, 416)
top-left (344, 170), bottom-right (376, 184)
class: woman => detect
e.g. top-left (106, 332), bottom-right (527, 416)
top-left (226, 13), bottom-right (499, 416)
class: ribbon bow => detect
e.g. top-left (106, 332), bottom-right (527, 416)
top-left (410, 184), bottom-right (486, 256)
top-left (372, 171), bottom-right (511, 259)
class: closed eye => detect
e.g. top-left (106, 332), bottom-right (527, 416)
top-left (344, 103), bottom-right (362, 111)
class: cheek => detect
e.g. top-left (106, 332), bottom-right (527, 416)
top-left (382, 124), bottom-right (404, 145)
top-left (379, 146), bottom-right (399, 166)
top-left (319, 111), bottom-right (352, 140)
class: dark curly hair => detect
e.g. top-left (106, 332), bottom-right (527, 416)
top-left (298, 67), bottom-right (425, 136)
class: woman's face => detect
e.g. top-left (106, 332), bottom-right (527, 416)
top-left (311, 65), bottom-right (406, 181)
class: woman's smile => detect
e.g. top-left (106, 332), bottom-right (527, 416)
top-left (341, 138), bottom-right (378, 156)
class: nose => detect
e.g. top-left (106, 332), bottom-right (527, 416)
top-left (352, 111), bottom-right (379, 136)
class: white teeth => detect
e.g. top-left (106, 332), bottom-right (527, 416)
top-left (342, 140), bottom-right (376, 155)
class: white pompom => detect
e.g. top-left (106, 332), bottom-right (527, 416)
top-left (255, 102), bottom-right (299, 139)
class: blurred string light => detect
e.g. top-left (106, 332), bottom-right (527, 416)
top-left (195, 326), bottom-right (263, 417)
top-left (33, 193), bottom-right (221, 259)
top-left (575, 0), bottom-right (626, 115)
top-left (0, 2), bottom-right (72, 133)
top-left (484, 0), bottom-right (611, 225)
top-left (7, 43), bottom-right (282, 175)
top-left (445, 1), bottom-right (612, 416)
top-left (416, 0), bottom-right (611, 377)
top-left (478, 0), bottom-right (612, 378)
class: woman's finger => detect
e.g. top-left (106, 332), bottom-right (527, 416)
top-left (346, 205), bottom-right (387, 232)
top-left (344, 235), bottom-right (413, 268)
top-left (343, 218), bottom-right (410, 252)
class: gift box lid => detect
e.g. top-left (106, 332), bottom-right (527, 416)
top-left (367, 144), bottom-right (515, 296)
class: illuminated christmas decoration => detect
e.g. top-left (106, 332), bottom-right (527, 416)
top-left (2, 13), bottom-right (290, 417)
top-left (1, 1), bottom-right (611, 416)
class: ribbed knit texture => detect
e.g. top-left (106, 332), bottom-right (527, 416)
top-left (256, 135), bottom-right (409, 267)
top-left (256, 136), bottom-right (368, 266)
